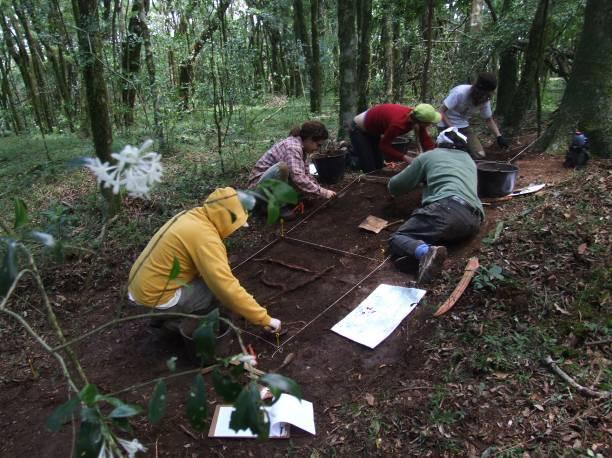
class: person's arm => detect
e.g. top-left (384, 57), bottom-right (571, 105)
top-left (485, 117), bottom-right (509, 147)
top-left (485, 117), bottom-right (501, 137)
top-left (418, 125), bottom-right (436, 151)
top-left (388, 156), bottom-right (425, 196)
top-left (285, 147), bottom-right (334, 198)
top-left (193, 238), bottom-right (272, 327)
top-left (439, 104), bottom-right (452, 128)
top-left (378, 125), bottom-right (408, 161)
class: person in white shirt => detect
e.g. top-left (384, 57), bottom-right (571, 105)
top-left (438, 72), bottom-right (509, 159)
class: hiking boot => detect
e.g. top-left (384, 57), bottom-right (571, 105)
top-left (417, 246), bottom-right (448, 284)
top-left (393, 256), bottom-right (416, 274)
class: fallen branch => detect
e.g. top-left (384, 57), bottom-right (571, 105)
top-left (259, 269), bottom-right (286, 289)
top-left (434, 257), bottom-right (479, 317)
top-left (585, 338), bottom-right (612, 347)
top-left (254, 257), bottom-right (315, 273)
top-left (262, 266), bottom-right (334, 303)
top-left (543, 355), bottom-right (612, 399)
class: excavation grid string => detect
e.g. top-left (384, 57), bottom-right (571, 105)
top-left (232, 171), bottom-right (379, 271)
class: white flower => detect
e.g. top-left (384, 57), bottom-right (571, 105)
top-left (83, 140), bottom-right (163, 199)
top-left (31, 231), bottom-right (56, 247)
top-left (234, 354), bottom-right (257, 366)
top-left (117, 438), bottom-right (147, 458)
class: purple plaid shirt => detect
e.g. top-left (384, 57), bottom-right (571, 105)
top-left (247, 136), bottom-right (324, 197)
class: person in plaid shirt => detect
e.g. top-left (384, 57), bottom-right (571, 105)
top-left (248, 121), bottom-right (336, 200)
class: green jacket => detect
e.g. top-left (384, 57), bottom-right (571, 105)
top-left (388, 147), bottom-right (484, 217)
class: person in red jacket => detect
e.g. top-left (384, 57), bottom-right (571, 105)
top-left (349, 103), bottom-right (441, 172)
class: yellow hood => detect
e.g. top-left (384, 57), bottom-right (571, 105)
top-left (201, 187), bottom-right (248, 239)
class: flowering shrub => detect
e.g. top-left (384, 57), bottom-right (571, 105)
top-left (84, 140), bottom-right (163, 199)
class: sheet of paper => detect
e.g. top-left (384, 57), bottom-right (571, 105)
top-left (309, 163), bottom-right (318, 176)
top-left (331, 284), bottom-right (426, 348)
top-left (268, 394), bottom-right (316, 435)
top-left (209, 406), bottom-right (289, 438)
top-left (208, 394), bottom-right (315, 438)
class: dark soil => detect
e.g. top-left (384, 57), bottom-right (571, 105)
top-left (2, 145), bottom-right (609, 458)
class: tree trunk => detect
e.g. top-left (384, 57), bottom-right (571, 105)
top-left (121, 0), bottom-right (145, 127)
top-left (310, 0), bottom-right (322, 113)
top-left (495, 46), bottom-right (519, 117)
top-left (293, 0), bottom-right (311, 98)
top-left (537, 0), bottom-right (611, 156)
top-left (503, 0), bottom-right (550, 133)
top-left (0, 57), bottom-right (25, 134)
top-left (337, 0), bottom-right (357, 139)
top-left (381, 16), bottom-right (393, 100)
top-left (140, 4), bottom-right (163, 150)
top-left (178, 0), bottom-right (231, 110)
top-left (419, 0), bottom-right (434, 102)
top-left (73, 0), bottom-right (120, 216)
top-left (356, 0), bottom-right (372, 112)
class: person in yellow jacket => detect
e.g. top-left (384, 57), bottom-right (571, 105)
top-left (128, 187), bottom-right (281, 333)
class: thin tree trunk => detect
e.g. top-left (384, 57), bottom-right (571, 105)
top-left (178, 0), bottom-right (231, 109)
top-left (0, 57), bottom-right (25, 134)
top-left (419, 0), bottom-right (434, 102)
top-left (381, 16), bottom-right (393, 100)
top-left (503, 0), bottom-right (550, 133)
top-left (337, 0), bottom-right (357, 139)
top-left (310, 0), bottom-right (322, 113)
top-left (140, 4), bottom-right (163, 149)
top-left (73, 0), bottom-right (120, 216)
top-left (293, 0), bottom-right (311, 98)
top-left (538, 0), bottom-right (611, 156)
top-left (121, 0), bottom-right (145, 127)
top-left (356, 0), bottom-right (372, 112)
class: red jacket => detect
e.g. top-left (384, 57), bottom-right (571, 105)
top-left (364, 104), bottom-right (435, 160)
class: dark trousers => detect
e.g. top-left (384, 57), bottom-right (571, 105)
top-left (388, 197), bottom-right (481, 259)
top-left (349, 123), bottom-right (383, 172)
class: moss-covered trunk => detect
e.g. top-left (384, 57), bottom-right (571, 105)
top-left (537, 0), bottom-right (612, 156)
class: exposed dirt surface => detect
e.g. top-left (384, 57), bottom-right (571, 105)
top-left (2, 148), bottom-right (610, 457)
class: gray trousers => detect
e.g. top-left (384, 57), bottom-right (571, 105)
top-left (388, 197), bottom-right (481, 259)
top-left (146, 278), bottom-right (219, 332)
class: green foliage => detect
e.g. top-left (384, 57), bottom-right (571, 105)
top-left (260, 373), bottom-right (302, 401)
top-left (147, 381), bottom-right (167, 424)
top-left (185, 374), bottom-right (208, 432)
top-left (473, 264), bottom-right (506, 291)
top-left (230, 382), bottom-right (269, 439)
top-left (13, 198), bottom-right (28, 229)
top-left (254, 179), bottom-right (299, 224)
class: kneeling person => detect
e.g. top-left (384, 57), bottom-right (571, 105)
top-left (387, 128), bottom-right (484, 283)
top-left (128, 187), bottom-right (281, 333)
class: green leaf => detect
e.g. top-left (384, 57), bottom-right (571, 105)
top-left (148, 380), bottom-right (167, 424)
top-left (0, 239), bottom-right (18, 297)
top-left (79, 407), bottom-right (99, 423)
top-left (166, 356), bottom-right (178, 372)
top-left (185, 374), bottom-right (207, 431)
top-left (266, 199), bottom-right (280, 224)
top-left (212, 369), bottom-right (242, 402)
top-left (13, 198), bottom-right (27, 229)
top-left (111, 416), bottom-right (132, 433)
top-left (259, 373), bottom-right (302, 400)
top-left (230, 382), bottom-right (268, 439)
top-left (109, 403), bottom-right (143, 418)
top-left (93, 394), bottom-right (123, 408)
top-left (258, 179), bottom-right (298, 206)
top-left (74, 418), bottom-right (103, 458)
top-left (193, 320), bottom-right (216, 361)
top-left (79, 384), bottom-right (99, 406)
top-left (46, 396), bottom-right (80, 432)
top-left (168, 257), bottom-right (181, 280)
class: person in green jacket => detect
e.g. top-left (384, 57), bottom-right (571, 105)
top-left (387, 127), bottom-right (484, 283)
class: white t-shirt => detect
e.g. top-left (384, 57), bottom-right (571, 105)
top-left (438, 84), bottom-right (492, 129)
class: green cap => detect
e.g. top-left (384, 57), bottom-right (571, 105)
top-left (412, 104), bottom-right (441, 124)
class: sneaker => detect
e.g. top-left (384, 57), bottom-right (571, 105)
top-left (417, 246), bottom-right (448, 284)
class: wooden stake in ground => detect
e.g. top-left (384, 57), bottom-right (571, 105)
top-left (433, 257), bottom-right (479, 317)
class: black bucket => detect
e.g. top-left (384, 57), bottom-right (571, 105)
top-left (312, 153), bottom-right (346, 184)
top-left (477, 161), bottom-right (519, 197)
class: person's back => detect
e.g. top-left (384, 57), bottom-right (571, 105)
top-left (416, 148), bottom-right (482, 213)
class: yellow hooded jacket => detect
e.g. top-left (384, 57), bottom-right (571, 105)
top-left (128, 187), bottom-right (271, 326)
